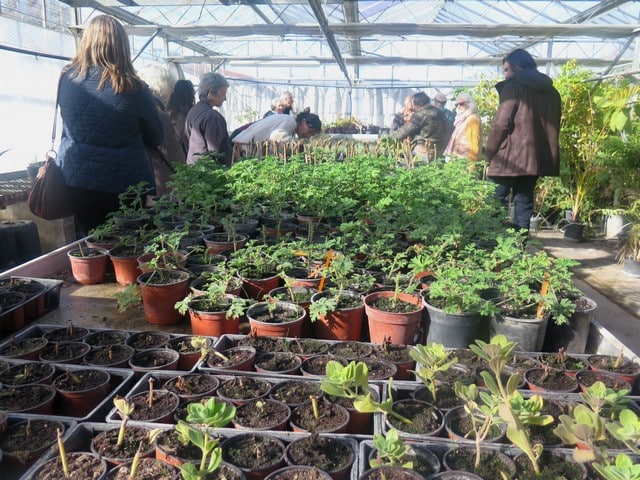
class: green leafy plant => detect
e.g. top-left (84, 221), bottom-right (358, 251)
top-left (607, 408), bottom-right (640, 454)
top-left (320, 360), bottom-right (411, 425)
top-left (175, 268), bottom-right (248, 318)
top-left (175, 397), bottom-right (236, 480)
top-left (470, 335), bottom-right (553, 475)
top-left (593, 453), bottom-right (640, 480)
top-left (453, 382), bottom-right (501, 469)
top-left (369, 429), bottom-right (413, 469)
top-left (409, 342), bottom-right (457, 403)
top-left (113, 181), bottom-right (152, 218)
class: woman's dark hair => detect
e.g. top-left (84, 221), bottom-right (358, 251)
top-left (503, 49), bottom-right (537, 71)
top-left (167, 79), bottom-right (195, 115)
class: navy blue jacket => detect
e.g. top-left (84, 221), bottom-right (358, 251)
top-left (57, 66), bottom-right (163, 194)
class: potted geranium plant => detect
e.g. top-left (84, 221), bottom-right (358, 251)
top-left (175, 269), bottom-right (250, 337)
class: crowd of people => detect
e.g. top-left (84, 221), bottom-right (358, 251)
top-left (55, 14), bottom-right (560, 237)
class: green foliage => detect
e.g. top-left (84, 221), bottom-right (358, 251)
top-left (593, 453), bottom-right (640, 480)
top-left (409, 343), bottom-right (457, 402)
top-left (370, 429), bottom-right (413, 469)
top-left (114, 181), bottom-right (152, 217)
top-left (113, 397), bottom-right (135, 448)
top-left (176, 397), bottom-right (237, 480)
top-left (114, 284), bottom-right (142, 313)
top-left (320, 360), bottom-right (369, 399)
top-left (607, 408), bottom-right (640, 454)
top-left (320, 360), bottom-right (411, 425)
top-left (552, 62), bottom-right (639, 223)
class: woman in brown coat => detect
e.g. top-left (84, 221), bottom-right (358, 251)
top-left (485, 48), bottom-right (561, 231)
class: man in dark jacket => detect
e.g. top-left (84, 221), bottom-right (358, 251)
top-left (485, 49), bottom-right (561, 231)
top-left (390, 92), bottom-right (449, 161)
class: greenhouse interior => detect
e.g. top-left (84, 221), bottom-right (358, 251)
top-left (0, 1), bottom-right (640, 479)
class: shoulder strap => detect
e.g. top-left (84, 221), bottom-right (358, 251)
top-left (51, 66), bottom-right (71, 151)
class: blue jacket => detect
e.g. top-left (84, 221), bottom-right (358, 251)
top-left (57, 66), bottom-right (163, 194)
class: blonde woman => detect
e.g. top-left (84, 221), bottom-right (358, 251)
top-left (443, 93), bottom-right (482, 162)
top-left (57, 15), bottom-right (163, 236)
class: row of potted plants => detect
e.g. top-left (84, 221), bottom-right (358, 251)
top-left (1, 330), bottom-right (639, 479)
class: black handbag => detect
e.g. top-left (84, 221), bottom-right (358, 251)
top-left (27, 69), bottom-right (73, 220)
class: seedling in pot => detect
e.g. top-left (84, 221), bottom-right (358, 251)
top-left (113, 397), bottom-right (135, 448)
top-left (593, 453), bottom-right (640, 480)
top-left (454, 382), bottom-right (501, 469)
top-left (555, 384), bottom-right (637, 470)
top-left (126, 430), bottom-right (163, 480)
top-left (56, 428), bottom-right (69, 476)
top-left (370, 429), bottom-right (413, 469)
top-left (187, 336), bottom-right (229, 364)
top-left (175, 397), bottom-right (236, 480)
top-left (410, 342), bottom-right (457, 403)
top-left (607, 408), bottom-right (640, 454)
top-left (471, 335), bottom-right (553, 475)
top-left (320, 360), bottom-right (412, 425)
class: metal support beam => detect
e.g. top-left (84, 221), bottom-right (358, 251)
top-left (59, 0), bottom-right (224, 60)
top-left (132, 28), bottom-right (161, 63)
top-left (307, 0), bottom-right (351, 88)
top-left (166, 54), bottom-right (621, 68)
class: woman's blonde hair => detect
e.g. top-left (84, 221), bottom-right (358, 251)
top-left (71, 15), bottom-right (140, 95)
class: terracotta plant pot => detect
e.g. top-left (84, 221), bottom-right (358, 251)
top-left (205, 345), bottom-right (257, 372)
top-left (83, 344), bottom-right (135, 368)
top-left (187, 295), bottom-right (241, 336)
top-left (52, 368), bottom-right (111, 417)
top-left (0, 336), bottom-right (48, 360)
top-left (290, 400), bottom-right (350, 434)
top-left (138, 269), bottom-right (190, 325)
top-left (108, 244), bottom-right (144, 286)
top-left (162, 372), bottom-right (219, 401)
top-left (312, 290), bottom-right (365, 341)
top-left (241, 273), bottom-right (282, 300)
top-left (128, 348), bottom-right (181, 375)
top-left (1, 419), bottom-right (65, 476)
top-left (31, 451), bottom-right (108, 480)
top-left (0, 383), bottom-right (56, 414)
top-left (39, 341), bottom-right (91, 364)
top-left (125, 330), bottom-right (172, 351)
top-left (221, 433), bottom-right (286, 480)
top-left (217, 375), bottom-right (271, 406)
top-left (364, 290), bottom-right (423, 345)
top-left (247, 301), bottom-right (306, 338)
top-left (90, 426), bottom-right (155, 467)
top-left (233, 398), bottom-right (292, 431)
top-left (68, 247), bottom-right (109, 285)
top-left (285, 436), bottom-right (355, 480)
top-left (167, 335), bottom-right (211, 371)
top-left (203, 233), bottom-right (249, 255)
top-left (254, 349), bottom-right (301, 373)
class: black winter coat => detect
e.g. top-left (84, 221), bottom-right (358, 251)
top-left (57, 66), bottom-right (163, 194)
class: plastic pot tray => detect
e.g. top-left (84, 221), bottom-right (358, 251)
top-left (202, 333), bottom-right (405, 382)
top-left (20, 422), bottom-right (361, 480)
top-left (2, 413), bottom-right (76, 480)
top-left (0, 323), bottom-right (211, 374)
top-left (105, 370), bottom-right (382, 436)
top-left (0, 359), bottom-right (134, 423)
top-left (0, 277), bottom-right (64, 335)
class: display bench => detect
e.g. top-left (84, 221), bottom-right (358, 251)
top-left (0, 238), bottom-right (639, 360)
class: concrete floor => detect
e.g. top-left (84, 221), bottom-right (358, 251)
top-left (2, 228), bottom-right (639, 358)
